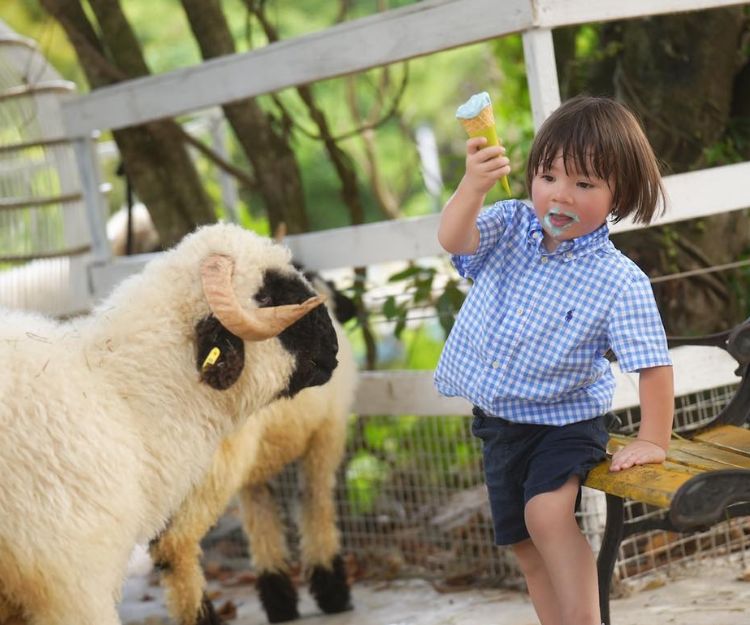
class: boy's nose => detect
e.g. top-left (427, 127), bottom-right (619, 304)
top-left (552, 191), bottom-right (572, 204)
top-left (552, 183), bottom-right (574, 204)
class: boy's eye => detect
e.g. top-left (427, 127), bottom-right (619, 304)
top-left (540, 174), bottom-right (554, 182)
top-left (577, 181), bottom-right (594, 189)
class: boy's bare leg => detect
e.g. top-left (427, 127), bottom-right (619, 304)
top-left (512, 539), bottom-right (562, 625)
top-left (524, 476), bottom-right (601, 625)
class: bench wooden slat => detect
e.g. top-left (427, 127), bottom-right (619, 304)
top-left (606, 433), bottom-right (750, 470)
top-left (586, 427), bottom-right (750, 510)
top-left (692, 425), bottom-right (750, 458)
top-left (667, 439), bottom-right (750, 469)
top-left (584, 460), bottom-right (701, 509)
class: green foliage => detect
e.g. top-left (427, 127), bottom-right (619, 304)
top-left (703, 117), bottom-right (750, 167)
top-left (378, 262), bottom-right (466, 341)
top-left (5, 1), bottom-right (85, 86)
top-left (345, 448), bottom-right (389, 515)
top-left (345, 414), bottom-right (481, 515)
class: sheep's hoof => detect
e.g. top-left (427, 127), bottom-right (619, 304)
top-left (257, 571), bottom-right (300, 623)
top-left (194, 593), bottom-right (224, 625)
top-left (309, 555), bottom-right (353, 614)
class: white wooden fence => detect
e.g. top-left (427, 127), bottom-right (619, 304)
top-left (6, 0), bottom-right (750, 414)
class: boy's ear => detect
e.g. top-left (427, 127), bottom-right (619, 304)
top-left (195, 316), bottom-right (245, 390)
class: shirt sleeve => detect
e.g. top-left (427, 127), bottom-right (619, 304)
top-left (607, 270), bottom-right (672, 372)
top-left (451, 202), bottom-right (507, 280)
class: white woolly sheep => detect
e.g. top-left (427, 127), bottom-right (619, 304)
top-left (150, 273), bottom-right (358, 625)
top-left (0, 223), bottom-right (339, 625)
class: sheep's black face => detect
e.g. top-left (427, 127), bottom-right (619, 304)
top-left (295, 263), bottom-right (358, 324)
top-left (256, 270), bottom-right (338, 398)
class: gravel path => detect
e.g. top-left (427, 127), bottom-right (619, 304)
top-left (120, 550), bottom-right (749, 625)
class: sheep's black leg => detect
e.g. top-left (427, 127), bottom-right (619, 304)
top-left (257, 571), bottom-right (300, 623)
top-left (309, 554), bottom-right (352, 614)
top-left (194, 593), bottom-right (224, 625)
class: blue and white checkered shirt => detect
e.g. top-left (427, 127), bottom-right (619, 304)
top-left (434, 199), bottom-right (671, 425)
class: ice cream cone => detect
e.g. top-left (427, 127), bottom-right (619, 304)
top-left (456, 96), bottom-right (512, 197)
top-left (458, 104), bottom-right (496, 137)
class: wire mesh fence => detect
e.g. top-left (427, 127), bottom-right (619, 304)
top-left (202, 382), bottom-right (749, 590)
top-left (0, 47), bottom-right (91, 262)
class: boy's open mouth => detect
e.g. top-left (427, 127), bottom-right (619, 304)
top-left (548, 213), bottom-right (575, 228)
top-left (542, 207), bottom-right (580, 236)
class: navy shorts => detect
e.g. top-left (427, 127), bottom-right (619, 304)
top-left (471, 407), bottom-right (609, 545)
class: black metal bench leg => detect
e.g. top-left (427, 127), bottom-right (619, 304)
top-left (597, 494), bottom-right (624, 625)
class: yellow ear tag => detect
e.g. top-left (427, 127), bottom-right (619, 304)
top-left (202, 346), bottom-right (221, 370)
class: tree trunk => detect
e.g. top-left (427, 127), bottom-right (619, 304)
top-left (615, 10), bottom-right (742, 173)
top-left (557, 8), bottom-right (750, 333)
top-left (41, 0), bottom-right (215, 248)
top-left (180, 0), bottom-right (309, 234)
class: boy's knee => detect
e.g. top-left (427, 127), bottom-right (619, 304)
top-left (511, 539), bottom-right (543, 576)
top-left (524, 490), bottom-right (577, 541)
top-left (524, 507), bottom-right (557, 543)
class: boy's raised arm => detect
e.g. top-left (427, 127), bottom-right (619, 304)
top-left (438, 137), bottom-right (509, 255)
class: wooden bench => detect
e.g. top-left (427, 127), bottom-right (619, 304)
top-left (585, 318), bottom-right (750, 625)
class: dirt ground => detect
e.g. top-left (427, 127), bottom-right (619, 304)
top-left (120, 548), bottom-right (750, 625)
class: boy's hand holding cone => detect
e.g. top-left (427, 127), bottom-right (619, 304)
top-left (456, 92), bottom-right (512, 196)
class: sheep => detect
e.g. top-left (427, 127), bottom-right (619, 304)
top-left (0, 223), bottom-right (339, 625)
top-left (149, 271), bottom-right (358, 625)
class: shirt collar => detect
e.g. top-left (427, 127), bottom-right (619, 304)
top-left (527, 211), bottom-right (610, 259)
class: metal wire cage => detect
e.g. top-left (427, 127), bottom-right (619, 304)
top-left (201, 382), bottom-right (748, 590)
top-left (0, 25), bottom-right (92, 262)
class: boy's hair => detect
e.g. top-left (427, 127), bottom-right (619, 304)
top-left (525, 95), bottom-right (666, 224)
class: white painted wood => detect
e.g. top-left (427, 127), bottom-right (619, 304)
top-left (281, 163), bottom-right (750, 271)
top-left (72, 138), bottom-right (111, 262)
top-left (0, 255), bottom-right (92, 317)
top-left (610, 161), bottom-right (750, 234)
top-left (0, 24), bottom-right (65, 85)
top-left (521, 28), bottom-right (560, 129)
top-left (283, 214), bottom-right (444, 271)
top-left (89, 252), bottom-right (159, 300)
top-left (533, 0), bottom-right (749, 28)
top-left (353, 346), bottom-right (740, 416)
top-left (60, 0), bottom-right (746, 136)
top-left (354, 370), bottom-right (473, 416)
top-left (61, 0), bottom-right (533, 136)
top-left (89, 158), bottom-right (750, 278)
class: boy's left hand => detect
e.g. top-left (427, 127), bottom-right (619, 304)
top-left (609, 439), bottom-right (666, 472)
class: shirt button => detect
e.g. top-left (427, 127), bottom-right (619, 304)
top-left (540, 256), bottom-right (549, 264)
top-left (565, 252), bottom-right (574, 260)
top-left (517, 307), bottom-right (524, 316)
top-left (492, 360), bottom-right (500, 369)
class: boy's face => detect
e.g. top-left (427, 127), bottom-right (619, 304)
top-left (531, 152), bottom-right (614, 252)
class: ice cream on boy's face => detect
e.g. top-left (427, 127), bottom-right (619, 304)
top-left (543, 206), bottom-right (580, 237)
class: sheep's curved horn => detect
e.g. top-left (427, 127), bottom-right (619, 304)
top-left (273, 222), bottom-right (288, 242)
top-left (200, 254), bottom-right (324, 341)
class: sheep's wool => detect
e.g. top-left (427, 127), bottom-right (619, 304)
top-left (0, 223), bottom-right (335, 625)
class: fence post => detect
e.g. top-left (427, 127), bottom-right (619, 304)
top-left (72, 135), bottom-right (111, 265)
top-left (522, 27), bottom-right (561, 129)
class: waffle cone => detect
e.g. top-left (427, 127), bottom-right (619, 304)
top-left (457, 101), bottom-right (511, 196)
top-left (459, 105), bottom-right (496, 136)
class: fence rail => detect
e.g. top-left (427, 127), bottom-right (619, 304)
top-left (59, 0), bottom-right (748, 136)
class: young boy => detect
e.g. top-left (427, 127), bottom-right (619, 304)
top-left (434, 95), bottom-right (674, 625)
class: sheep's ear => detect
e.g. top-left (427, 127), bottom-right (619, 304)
top-left (194, 316), bottom-right (245, 390)
top-left (331, 285), bottom-right (357, 324)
